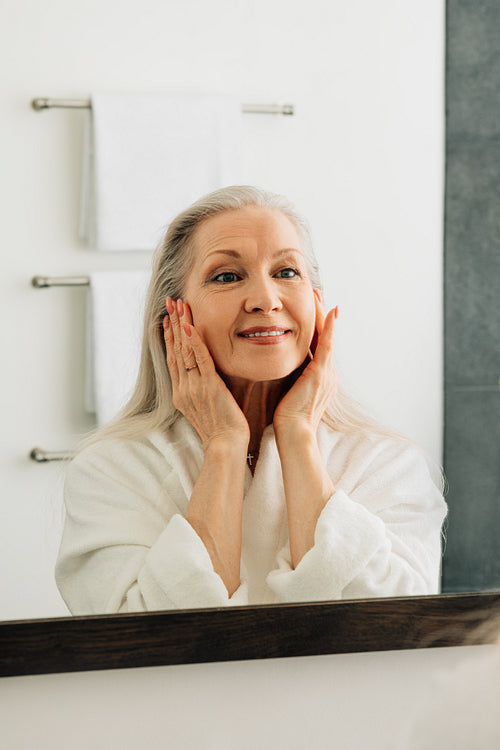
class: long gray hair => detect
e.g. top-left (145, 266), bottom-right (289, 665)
top-left (79, 185), bottom-right (398, 448)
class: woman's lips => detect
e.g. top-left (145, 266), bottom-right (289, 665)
top-left (237, 326), bottom-right (291, 343)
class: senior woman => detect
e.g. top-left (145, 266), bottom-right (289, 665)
top-left (55, 185), bottom-right (447, 614)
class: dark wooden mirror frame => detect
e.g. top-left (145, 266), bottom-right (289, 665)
top-left (1, 592), bottom-right (499, 677)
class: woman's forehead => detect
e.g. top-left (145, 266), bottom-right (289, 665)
top-left (191, 206), bottom-right (302, 259)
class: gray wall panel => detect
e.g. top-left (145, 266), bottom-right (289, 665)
top-left (443, 0), bottom-right (500, 592)
top-left (445, 138), bottom-right (500, 385)
top-left (442, 390), bottom-right (500, 591)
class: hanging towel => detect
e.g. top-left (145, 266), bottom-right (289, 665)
top-left (80, 92), bottom-right (243, 251)
top-left (85, 270), bottom-right (151, 426)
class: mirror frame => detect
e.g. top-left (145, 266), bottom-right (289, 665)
top-left (2, 592), bottom-right (499, 677)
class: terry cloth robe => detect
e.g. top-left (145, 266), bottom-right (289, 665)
top-left (55, 418), bottom-right (447, 614)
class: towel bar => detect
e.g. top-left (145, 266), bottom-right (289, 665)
top-left (31, 98), bottom-right (294, 116)
top-left (32, 275), bottom-right (90, 288)
top-left (30, 448), bottom-right (72, 462)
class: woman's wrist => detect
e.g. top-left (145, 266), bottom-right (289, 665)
top-left (274, 418), bottom-right (318, 448)
top-left (203, 432), bottom-right (249, 460)
top-left (275, 421), bottom-right (334, 495)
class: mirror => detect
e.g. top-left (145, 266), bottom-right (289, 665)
top-left (2, 0), bottom-right (499, 676)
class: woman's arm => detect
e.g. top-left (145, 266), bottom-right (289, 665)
top-left (275, 424), bottom-right (335, 567)
top-left (272, 295), bottom-right (446, 598)
top-left (185, 436), bottom-right (247, 596)
top-left (56, 296), bottom-right (247, 614)
top-left (267, 436), bottom-right (447, 602)
top-left (273, 292), bottom-right (338, 568)
top-left (164, 297), bottom-right (250, 595)
top-left (55, 430), bottom-right (249, 614)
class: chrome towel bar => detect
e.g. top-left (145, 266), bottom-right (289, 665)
top-left (30, 448), bottom-right (72, 462)
top-left (32, 275), bottom-right (90, 288)
top-left (31, 98), bottom-right (294, 116)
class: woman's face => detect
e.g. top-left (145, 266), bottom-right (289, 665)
top-left (184, 205), bottom-right (317, 385)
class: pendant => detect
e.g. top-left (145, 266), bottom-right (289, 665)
top-left (247, 449), bottom-right (259, 467)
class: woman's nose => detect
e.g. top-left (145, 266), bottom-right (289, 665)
top-left (243, 278), bottom-right (283, 314)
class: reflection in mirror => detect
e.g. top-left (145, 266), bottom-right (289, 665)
top-left (52, 186), bottom-right (446, 614)
top-left (3, 0), bottom-right (470, 639)
top-left (54, 187), bottom-right (447, 615)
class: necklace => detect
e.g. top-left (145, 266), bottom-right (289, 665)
top-left (247, 450), bottom-right (259, 467)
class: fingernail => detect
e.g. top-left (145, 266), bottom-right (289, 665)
top-left (335, 305), bottom-right (339, 319)
top-left (177, 299), bottom-right (184, 317)
top-left (183, 322), bottom-right (191, 337)
top-left (166, 297), bottom-right (174, 315)
top-left (163, 315), bottom-right (170, 330)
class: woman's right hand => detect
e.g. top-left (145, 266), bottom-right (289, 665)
top-left (163, 297), bottom-right (250, 450)
top-left (164, 297), bottom-right (248, 596)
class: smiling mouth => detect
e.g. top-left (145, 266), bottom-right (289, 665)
top-left (239, 330), bottom-right (289, 338)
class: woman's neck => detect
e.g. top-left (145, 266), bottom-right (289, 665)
top-left (224, 376), bottom-right (288, 450)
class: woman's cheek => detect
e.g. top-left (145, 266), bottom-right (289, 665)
top-left (305, 293), bottom-right (317, 332)
top-left (305, 296), bottom-right (318, 354)
top-left (199, 325), bottom-right (225, 365)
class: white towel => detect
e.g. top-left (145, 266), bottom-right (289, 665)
top-left (80, 92), bottom-right (243, 251)
top-left (85, 270), bottom-right (151, 426)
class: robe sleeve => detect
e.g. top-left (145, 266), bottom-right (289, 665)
top-left (266, 439), bottom-right (447, 602)
top-left (55, 440), bottom-right (248, 614)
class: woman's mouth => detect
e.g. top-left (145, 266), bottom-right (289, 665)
top-left (237, 326), bottom-right (291, 342)
top-left (240, 330), bottom-right (287, 338)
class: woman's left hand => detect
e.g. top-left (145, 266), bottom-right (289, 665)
top-left (273, 291), bottom-right (338, 436)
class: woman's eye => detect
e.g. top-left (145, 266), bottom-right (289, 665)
top-left (213, 271), bottom-right (240, 283)
top-left (276, 268), bottom-right (299, 279)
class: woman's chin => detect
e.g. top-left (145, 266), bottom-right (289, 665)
top-left (218, 359), bottom-right (303, 385)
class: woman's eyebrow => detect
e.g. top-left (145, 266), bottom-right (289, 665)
top-left (204, 249), bottom-right (241, 260)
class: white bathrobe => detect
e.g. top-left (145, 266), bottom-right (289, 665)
top-left (55, 418), bottom-right (447, 614)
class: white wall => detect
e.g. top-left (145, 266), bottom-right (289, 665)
top-left (0, 645), bottom-right (490, 750)
top-left (0, 1), bottom-right (450, 747)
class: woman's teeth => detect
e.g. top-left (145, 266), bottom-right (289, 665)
top-left (241, 330), bottom-right (287, 338)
